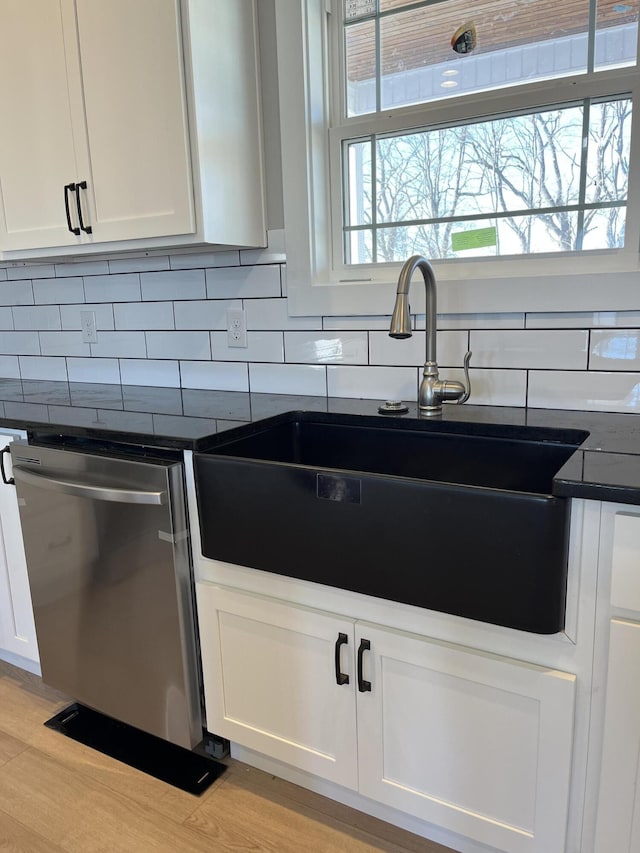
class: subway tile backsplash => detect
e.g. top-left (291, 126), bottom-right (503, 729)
top-left (0, 247), bottom-right (639, 414)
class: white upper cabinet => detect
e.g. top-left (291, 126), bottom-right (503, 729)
top-left (0, 0), bottom-right (266, 258)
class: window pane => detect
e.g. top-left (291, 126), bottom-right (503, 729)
top-left (372, 210), bottom-right (590, 261)
top-left (343, 98), bottom-right (631, 261)
top-left (581, 206), bottom-right (626, 248)
top-left (374, 106), bottom-right (585, 225)
top-left (346, 228), bottom-right (374, 264)
top-left (355, 206), bottom-right (627, 260)
top-left (586, 99), bottom-right (632, 203)
top-left (345, 19), bottom-right (376, 116)
top-left (379, 0), bottom-right (589, 111)
top-left (345, 0), bottom-right (377, 22)
top-left (595, 0), bottom-right (639, 71)
top-left (343, 0), bottom-right (640, 116)
top-left (345, 140), bottom-right (373, 226)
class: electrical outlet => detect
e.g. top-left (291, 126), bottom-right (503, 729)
top-left (226, 307), bottom-right (248, 348)
top-left (80, 310), bottom-right (97, 344)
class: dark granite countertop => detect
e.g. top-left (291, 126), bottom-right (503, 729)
top-left (1, 377), bottom-right (640, 505)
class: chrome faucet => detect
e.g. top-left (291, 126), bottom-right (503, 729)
top-left (389, 255), bottom-right (471, 416)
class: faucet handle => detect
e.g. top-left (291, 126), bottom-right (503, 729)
top-left (458, 351), bottom-right (472, 404)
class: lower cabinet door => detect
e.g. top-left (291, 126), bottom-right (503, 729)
top-left (355, 623), bottom-right (576, 853)
top-left (0, 435), bottom-right (38, 664)
top-left (196, 583), bottom-right (358, 790)
top-left (594, 618), bottom-right (640, 853)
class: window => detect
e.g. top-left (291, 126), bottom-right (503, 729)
top-left (343, 99), bottom-right (631, 263)
top-left (274, 0), bottom-right (640, 316)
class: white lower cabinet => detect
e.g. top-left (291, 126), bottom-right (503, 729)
top-left (593, 619), bottom-right (640, 852)
top-left (197, 582), bottom-right (576, 853)
top-left (592, 508), bottom-right (640, 853)
top-left (197, 583), bottom-right (358, 789)
top-left (0, 435), bottom-right (38, 667)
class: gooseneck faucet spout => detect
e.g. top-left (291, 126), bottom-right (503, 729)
top-left (389, 255), bottom-right (471, 416)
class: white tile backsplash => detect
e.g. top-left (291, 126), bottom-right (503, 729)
top-left (527, 310), bottom-right (640, 329)
top-left (3, 250), bottom-right (640, 415)
top-left (146, 331), bottom-right (210, 360)
top-left (174, 299), bottom-right (240, 331)
top-left (210, 331), bottom-right (283, 362)
top-left (141, 269), bottom-right (206, 301)
top-left (19, 356), bottom-right (67, 381)
top-left (40, 332), bottom-right (90, 357)
top-left (0, 308), bottom-right (13, 330)
top-left (467, 368), bottom-right (528, 407)
top-left (470, 329), bottom-right (589, 369)
top-left (55, 261), bottom-right (109, 278)
top-left (0, 281), bottom-right (34, 306)
top-left (528, 370), bottom-right (640, 413)
top-left (437, 313), bottom-right (525, 330)
top-left (12, 305), bottom-right (61, 331)
top-left (60, 303), bottom-right (114, 331)
top-left (369, 330), bottom-right (467, 367)
top-left (590, 329), bottom-right (640, 371)
top-left (250, 362), bottom-right (326, 396)
top-left (33, 277), bottom-right (83, 305)
top-left (246, 298), bottom-right (321, 330)
top-left (7, 264), bottom-right (54, 281)
top-left (179, 360), bottom-right (249, 392)
top-left (205, 265), bottom-right (281, 299)
top-left (0, 356), bottom-right (20, 378)
top-left (284, 331), bottom-right (368, 364)
top-left (108, 256), bottom-right (170, 274)
top-left (119, 359), bottom-right (180, 388)
top-left (67, 358), bottom-right (121, 384)
top-left (323, 315), bottom-right (391, 331)
top-left (327, 365), bottom-right (418, 401)
top-left (114, 302), bottom-right (174, 331)
top-left (90, 332), bottom-right (147, 359)
top-left (85, 273), bottom-right (141, 304)
top-left (170, 250), bottom-right (240, 270)
top-left (0, 332), bottom-right (40, 355)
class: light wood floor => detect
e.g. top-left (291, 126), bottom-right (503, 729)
top-left (0, 659), bottom-right (456, 853)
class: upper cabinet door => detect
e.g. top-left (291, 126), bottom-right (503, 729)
top-left (0, 1), bottom-right (82, 250)
top-left (71, 0), bottom-right (195, 244)
top-left (0, 0), bottom-right (264, 258)
top-left (0, 0), bottom-right (194, 253)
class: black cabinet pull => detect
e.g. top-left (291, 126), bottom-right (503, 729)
top-left (0, 445), bottom-right (14, 486)
top-left (75, 180), bottom-right (93, 234)
top-left (334, 632), bottom-right (349, 685)
top-left (357, 638), bottom-right (371, 692)
top-left (64, 183), bottom-right (80, 235)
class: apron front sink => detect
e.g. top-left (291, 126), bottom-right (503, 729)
top-left (194, 411), bottom-right (588, 634)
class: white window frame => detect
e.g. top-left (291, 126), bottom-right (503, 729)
top-left (274, 0), bottom-right (640, 317)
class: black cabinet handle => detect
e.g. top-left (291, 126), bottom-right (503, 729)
top-left (0, 445), bottom-right (14, 486)
top-left (64, 183), bottom-right (80, 235)
top-left (334, 632), bottom-right (349, 685)
top-left (75, 180), bottom-right (93, 234)
top-left (357, 638), bottom-right (371, 692)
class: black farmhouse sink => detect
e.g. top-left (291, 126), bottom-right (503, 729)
top-left (194, 412), bottom-right (587, 634)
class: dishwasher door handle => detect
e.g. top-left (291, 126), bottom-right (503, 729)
top-left (12, 466), bottom-right (166, 505)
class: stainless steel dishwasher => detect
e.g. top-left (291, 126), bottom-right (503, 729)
top-left (8, 439), bottom-right (202, 751)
